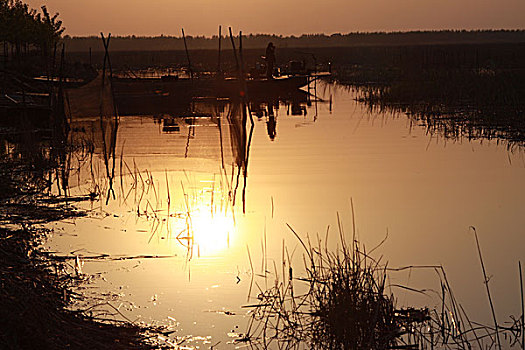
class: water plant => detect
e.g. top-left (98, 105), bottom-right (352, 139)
top-left (242, 214), bottom-right (523, 349)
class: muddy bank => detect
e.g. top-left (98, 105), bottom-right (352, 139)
top-left (0, 222), bottom-right (158, 349)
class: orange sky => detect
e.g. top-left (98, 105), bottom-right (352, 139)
top-left (27, 0), bottom-right (525, 37)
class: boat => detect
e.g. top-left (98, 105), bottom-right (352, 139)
top-left (112, 74), bottom-right (309, 98)
top-left (63, 71), bottom-right (315, 118)
top-left (111, 74), bottom-right (311, 116)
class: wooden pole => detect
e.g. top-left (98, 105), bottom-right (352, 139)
top-left (2, 42), bottom-right (6, 94)
top-left (100, 33), bottom-right (118, 118)
top-left (59, 43), bottom-right (65, 85)
top-left (99, 33), bottom-right (110, 116)
top-left (217, 25), bottom-right (222, 77)
top-left (51, 43), bottom-right (57, 81)
top-left (238, 31), bottom-right (248, 98)
top-left (228, 27), bottom-right (239, 72)
top-left (100, 33), bottom-right (107, 110)
top-left (3, 41), bottom-right (7, 69)
top-left (239, 31), bottom-right (244, 79)
top-left (100, 33), bottom-right (112, 76)
top-left (181, 28), bottom-right (193, 80)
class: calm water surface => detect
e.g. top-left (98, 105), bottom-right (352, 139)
top-left (46, 83), bottom-right (525, 348)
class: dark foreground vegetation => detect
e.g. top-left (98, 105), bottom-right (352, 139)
top-left (0, 217), bottom-right (157, 349)
top-left (0, 112), bottom-right (167, 348)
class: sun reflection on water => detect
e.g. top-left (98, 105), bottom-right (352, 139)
top-left (168, 182), bottom-right (236, 258)
top-left (188, 208), bottom-right (234, 255)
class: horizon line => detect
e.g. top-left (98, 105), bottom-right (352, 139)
top-left (62, 28), bottom-right (525, 39)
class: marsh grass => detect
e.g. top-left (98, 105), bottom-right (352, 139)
top-left (243, 220), bottom-right (407, 349)
top-left (242, 216), bottom-right (523, 349)
top-left (354, 70), bottom-right (525, 150)
top-left (333, 63), bottom-right (525, 150)
top-left (326, 42), bottom-right (525, 149)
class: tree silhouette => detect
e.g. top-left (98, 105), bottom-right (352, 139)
top-left (0, 0), bottom-right (65, 59)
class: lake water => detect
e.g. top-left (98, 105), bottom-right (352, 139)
top-left (45, 82), bottom-right (525, 348)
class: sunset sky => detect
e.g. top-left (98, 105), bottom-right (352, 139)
top-left (27, 0), bottom-right (525, 37)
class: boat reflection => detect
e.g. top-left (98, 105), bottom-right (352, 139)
top-left (161, 117), bottom-right (180, 133)
top-left (249, 90), bottom-right (309, 141)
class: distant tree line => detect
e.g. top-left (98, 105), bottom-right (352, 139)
top-left (64, 30), bottom-right (525, 52)
top-left (0, 0), bottom-right (64, 59)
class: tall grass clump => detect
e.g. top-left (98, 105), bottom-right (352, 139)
top-left (243, 219), bottom-right (523, 349)
top-left (243, 219), bottom-right (423, 349)
top-left (306, 237), bottom-right (398, 349)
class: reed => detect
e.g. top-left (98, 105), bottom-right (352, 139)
top-left (335, 60), bottom-right (525, 149)
top-left (243, 221), bottom-right (402, 349)
top-left (242, 221), bottom-right (523, 349)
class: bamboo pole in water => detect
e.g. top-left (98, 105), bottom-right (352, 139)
top-left (238, 31), bottom-right (253, 214)
top-left (228, 27), bottom-right (239, 73)
top-left (239, 31), bottom-right (244, 79)
top-left (181, 28), bottom-right (193, 80)
top-left (217, 25), bottom-right (222, 77)
top-left (2, 41), bottom-right (7, 93)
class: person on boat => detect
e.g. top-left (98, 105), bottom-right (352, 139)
top-left (265, 42), bottom-right (276, 79)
